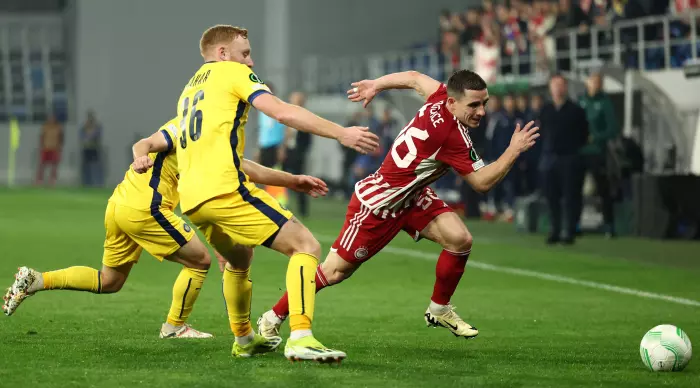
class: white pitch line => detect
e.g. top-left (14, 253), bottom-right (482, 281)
top-left (316, 235), bottom-right (700, 307)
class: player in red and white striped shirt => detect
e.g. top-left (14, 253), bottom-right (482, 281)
top-left (258, 70), bottom-right (539, 340)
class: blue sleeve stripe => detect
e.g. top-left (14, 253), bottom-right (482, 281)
top-left (160, 129), bottom-right (174, 151)
top-left (248, 89), bottom-right (271, 105)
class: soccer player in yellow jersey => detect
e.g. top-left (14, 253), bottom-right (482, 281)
top-left (175, 25), bottom-right (378, 362)
top-left (3, 119), bottom-right (213, 338)
top-left (3, 118), bottom-right (329, 342)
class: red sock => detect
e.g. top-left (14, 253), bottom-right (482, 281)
top-left (431, 249), bottom-right (470, 305)
top-left (272, 264), bottom-right (329, 318)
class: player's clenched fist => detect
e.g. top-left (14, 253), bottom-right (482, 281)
top-left (509, 120), bottom-right (540, 154)
top-left (347, 80), bottom-right (379, 108)
top-left (132, 155), bottom-right (154, 173)
top-left (338, 126), bottom-right (379, 154)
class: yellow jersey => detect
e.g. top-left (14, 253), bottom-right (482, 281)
top-left (109, 119), bottom-right (181, 211)
top-left (175, 61), bottom-right (271, 213)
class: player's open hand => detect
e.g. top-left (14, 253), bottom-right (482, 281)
top-left (132, 155), bottom-right (154, 174)
top-left (347, 80), bottom-right (379, 108)
top-left (509, 120), bottom-right (540, 154)
top-left (291, 175), bottom-right (329, 198)
top-left (339, 126), bottom-right (380, 154)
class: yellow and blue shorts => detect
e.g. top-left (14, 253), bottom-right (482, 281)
top-left (102, 201), bottom-right (195, 268)
top-left (186, 182), bottom-right (292, 252)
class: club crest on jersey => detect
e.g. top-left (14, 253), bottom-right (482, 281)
top-left (249, 73), bottom-right (264, 84)
top-left (354, 247), bottom-right (369, 260)
top-left (183, 224), bottom-right (191, 233)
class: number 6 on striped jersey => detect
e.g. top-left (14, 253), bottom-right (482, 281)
top-left (391, 120), bottom-right (430, 168)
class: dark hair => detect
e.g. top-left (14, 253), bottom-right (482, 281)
top-left (549, 73), bottom-right (567, 83)
top-left (446, 70), bottom-right (487, 99)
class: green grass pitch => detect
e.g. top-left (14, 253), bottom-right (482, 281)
top-left (0, 188), bottom-right (698, 387)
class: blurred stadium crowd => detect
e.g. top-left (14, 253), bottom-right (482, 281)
top-left (412, 0), bottom-right (700, 82)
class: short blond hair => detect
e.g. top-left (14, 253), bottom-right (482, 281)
top-left (199, 25), bottom-right (248, 57)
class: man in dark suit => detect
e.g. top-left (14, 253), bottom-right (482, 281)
top-left (539, 75), bottom-right (589, 245)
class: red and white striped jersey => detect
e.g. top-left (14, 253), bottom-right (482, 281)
top-left (355, 84), bottom-right (485, 211)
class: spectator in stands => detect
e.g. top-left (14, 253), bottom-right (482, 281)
top-left (342, 111), bottom-right (362, 197)
top-left (610, 0), bottom-right (647, 23)
top-left (529, 0), bottom-right (558, 72)
top-left (439, 29), bottom-right (461, 74)
top-left (579, 72), bottom-right (619, 237)
top-left (378, 107), bottom-right (399, 154)
top-left (343, 108), bottom-right (379, 199)
top-left (484, 95), bottom-right (502, 151)
top-left (350, 106), bottom-right (382, 185)
top-left (522, 94), bottom-right (545, 195)
top-left (283, 91), bottom-right (312, 218)
top-left (473, 20), bottom-right (501, 84)
top-left (497, 3), bottom-right (529, 74)
top-left (482, 0), bottom-right (496, 20)
top-left (554, 0), bottom-right (591, 71)
top-left (527, 94), bottom-right (545, 125)
top-left (461, 8), bottom-right (483, 45)
top-left (486, 94), bottom-right (522, 222)
top-left (580, 0), bottom-right (610, 28)
top-left (255, 83), bottom-right (287, 168)
top-left (36, 113), bottom-right (63, 186)
top-left (439, 9), bottom-right (453, 34)
top-left (80, 110), bottom-right (103, 187)
top-left (540, 75), bottom-right (589, 245)
top-left (462, 96), bottom-right (493, 219)
top-left (516, 94), bottom-right (530, 118)
top-left (669, 0), bottom-right (700, 67)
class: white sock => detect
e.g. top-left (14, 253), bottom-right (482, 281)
top-left (429, 301), bottom-right (449, 315)
top-left (290, 329), bottom-right (312, 340)
top-left (265, 309), bottom-right (284, 324)
top-left (235, 331), bottom-right (255, 345)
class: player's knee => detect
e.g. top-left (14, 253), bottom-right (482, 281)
top-left (443, 230), bottom-right (473, 253)
top-left (294, 234), bottom-right (322, 258)
top-left (190, 249), bottom-right (211, 271)
top-left (307, 238), bottom-right (322, 258)
top-left (100, 274), bottom-right (125, 294)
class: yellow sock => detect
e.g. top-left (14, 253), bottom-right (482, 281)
top-left (222, 266), bottom-right (252, 337)
top-left (287, 253), bottom-right (318, 332)
top-left (166, 267), bottom-right (208, 327)
top-left (43, 266), bottom-right (102, 293)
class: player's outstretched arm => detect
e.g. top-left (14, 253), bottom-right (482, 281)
top-left (131, 130), bottom-right (171, 173)
top-left (347, 71), bottom-right (442, 107)
top-left (241, 159), bottom-right (328, 198)
top-left (252, 94), bottom-right (379, 155)
top-left (463, 121), bottom-right (540, 193)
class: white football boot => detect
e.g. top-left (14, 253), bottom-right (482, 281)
top-left (3, 267), bottom-right (41, 316)
top-left (284, 335), bottom-right (347, 363)
top-left (257, 310), bottom-right (284, 339)
top-left (424, 304), bottom-right (479, 339)
top-left (159, 323), bottom-right (213, 339)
